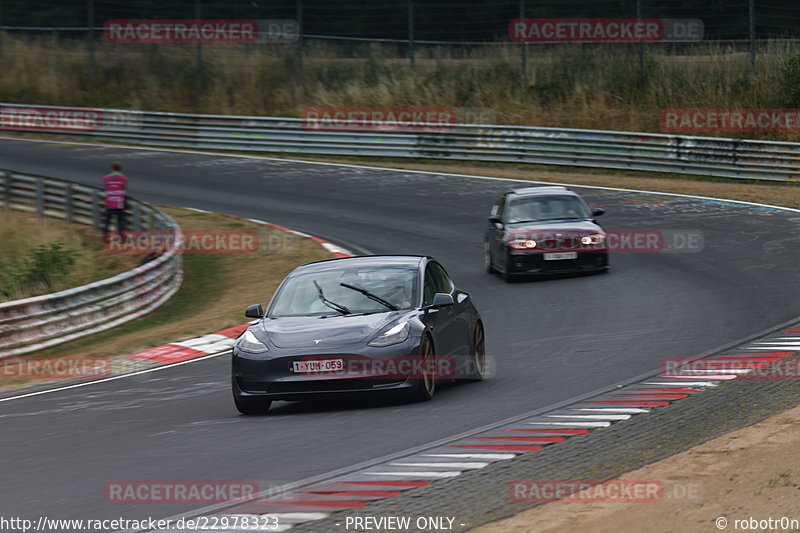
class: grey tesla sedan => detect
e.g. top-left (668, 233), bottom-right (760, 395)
top-left (232, 255), bottom-right (485, 414)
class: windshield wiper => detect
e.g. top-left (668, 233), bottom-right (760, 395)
top-left (313, 280), bottom-right (350, 315)
top-left (340, 282), bottom-right (398, 311)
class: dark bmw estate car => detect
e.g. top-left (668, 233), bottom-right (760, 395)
top-left (484, 186), bottom-right (608, 281)
top-left (232, 255), bottom-right (485, 414)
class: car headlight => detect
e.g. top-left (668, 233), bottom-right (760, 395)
top-left (368, 322), bottom-right (410, 347)
top-left (237, 329), bottom-right (269, 353)
top-left (581, 234), bottom-right (606, 246)
top-left (509, 238), bottom-right (537, 249)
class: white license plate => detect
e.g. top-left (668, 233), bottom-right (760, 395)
top-left (543, 252), bottom-right (578, 261)
top-left (291, 359), bottom-right (344, 373)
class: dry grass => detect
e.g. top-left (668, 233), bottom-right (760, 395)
top-left (0, 209), bottom-right (140, 301)
top-left (3, 36), bottom-right (800, 140)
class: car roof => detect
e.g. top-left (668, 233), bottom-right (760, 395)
top-left (508, 186), bottom-right (575, 198)
top-left (295, 255), bottom-right (427, 272)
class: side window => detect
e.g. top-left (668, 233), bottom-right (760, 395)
top-left (423, 267), bottom-right (438, 306)
top-left (490, 198), bottom-right (503, 217)
top-left (423, 262), bottom-right (453, 306)
top-left (432, 263), bottom-right (453, 294)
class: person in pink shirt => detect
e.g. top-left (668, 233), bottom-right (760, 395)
top-left (102, 162), bottom-right (128, 234)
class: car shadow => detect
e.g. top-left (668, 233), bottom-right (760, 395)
top-left (247, 381), bottom-right (463, 416)
top-left (505, 268), bottom-right (609, 283)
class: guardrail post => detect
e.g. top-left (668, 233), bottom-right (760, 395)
top-left (132, 202), bottom-right (143, 231)
top-left (0, 171), bottom-right (8, 209)
top-left (35, 178), bottom-right (44, 218)
top-left (194, 0), bottom-right (204, 95)
top-left (65, 182), bottom-right (74, 224)
top-left (407, 0), bottom-right (415, 72)
top-left (749, 0), bottom-right (757, 76)
top-left (90, 190), bottom-right (101, 230)
top-left (519, 0), bottom-right (526, 79)
top-left (295, 0), bottom-right (304, 88)
top-left (87, 0), bottom-right (95, 74)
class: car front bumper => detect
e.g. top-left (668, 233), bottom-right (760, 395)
top-left (232, 337), bottom-right (424, 401)
top-left (508, 250), bottom-right (608, 274)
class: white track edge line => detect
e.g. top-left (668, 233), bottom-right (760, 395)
top-left (0, 350), bottom-right (230, 402)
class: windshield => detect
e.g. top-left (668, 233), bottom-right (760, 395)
top-left (506, 195), bottom-right (591, 224)
top-left (269, 265), bottom-right (418, 317)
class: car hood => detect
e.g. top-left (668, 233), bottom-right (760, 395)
top-left (259, 312), bottom-right (404, 349)
top-left (507, 219), bottom-right (603, 234)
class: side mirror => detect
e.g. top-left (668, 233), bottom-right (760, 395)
top-left (488, 214), bottom-right (503, 227)
top-left (432, 293), bottom-right (455, 307)
top-left (245, 304), bottom-right (264, 319)
top-left (591, 208), bottom-right (605, 217)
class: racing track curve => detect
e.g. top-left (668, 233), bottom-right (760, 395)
top-left (0, 138), bottom-right (798, 523)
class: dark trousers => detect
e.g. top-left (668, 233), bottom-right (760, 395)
top-left (103, 208), bottom-right (126, 233)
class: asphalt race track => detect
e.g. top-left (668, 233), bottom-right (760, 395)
top-left (1, 138), bottom-right (799, 522)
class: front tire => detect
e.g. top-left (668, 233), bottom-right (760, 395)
top-left (232, 378), bottom-right (272, 415)
top-left (458, 323), bottom-right (486, 382)
top-left (411, 335), bottom-right (436, 402)
top-left (484, 241), bottom-right (496, 274)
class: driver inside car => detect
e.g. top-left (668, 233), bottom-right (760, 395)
top-left (381, 279), bottom-right (412, 310)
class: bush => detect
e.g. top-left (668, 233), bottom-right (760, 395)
top-left (778, 54), bottom-right (800, 106)
top-left (0, 240), bottom-right (79, 298)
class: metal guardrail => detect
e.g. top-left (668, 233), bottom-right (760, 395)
top-left (1, 102), bottom-right (800, 182)
top-left (0, 169), bottom-right (183, 358)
